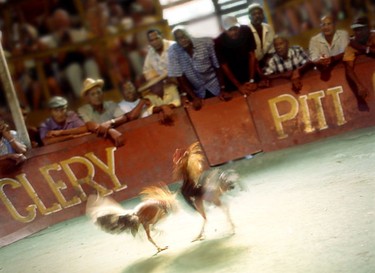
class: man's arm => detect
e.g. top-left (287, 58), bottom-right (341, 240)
top-left (176, 75), bottom-right (203, 110)
top-left (126, 99), bottom-right (150, 121)
top-left (42, 125), bottom-right (90, 145)
top-left (2, 130), bottom-right (27, 154)
top-left (344, 60), bottom-right (369, 98)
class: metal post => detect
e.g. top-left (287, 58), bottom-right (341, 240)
top-left (0, 31), bottom-right (31, 148)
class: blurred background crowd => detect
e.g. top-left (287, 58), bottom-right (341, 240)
top-left (0, 0), bottom-right (374, 153)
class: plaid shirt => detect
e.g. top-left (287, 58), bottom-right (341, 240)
top-left (168, 37), bottom-right (220, 98)
top-left (263, 46), bottom-right (309, 75)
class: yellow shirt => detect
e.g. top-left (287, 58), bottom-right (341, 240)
top-left (143, 83), bottom-right (181, 115)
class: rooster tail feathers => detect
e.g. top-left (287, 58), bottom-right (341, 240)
top-left (96, 213), bottom-right (140, 235)
top-left (86, 194), bottom-right (140, 236)
top-left (173, 142), bottom-right (205, 185)
top-left (219, 169), bottom-right (240, 191)
top-left (202, 168), bottom-right (241, 193)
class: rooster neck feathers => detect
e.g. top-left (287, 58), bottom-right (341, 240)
top-left (173, 142), bottom-right (205, 188)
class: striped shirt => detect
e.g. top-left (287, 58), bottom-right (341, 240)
top-left (263, 46), bottom-right (309, 75)
top-left (168, 37), bottom-right (220, 98)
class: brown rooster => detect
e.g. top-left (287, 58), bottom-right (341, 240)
top-left (173, 142), bottom-right (240, 242)
top-left (86, 185), bottom-right (177, 255)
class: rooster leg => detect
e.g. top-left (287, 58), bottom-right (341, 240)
top-left (192, 197), bottom-right (207, 242)
top-left (143, 224), bottom-right (168, 254)
top-left (220, 203), bottom-right (235, 234)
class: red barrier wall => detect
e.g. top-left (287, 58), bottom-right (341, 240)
top-left (0, 57), bottom-right (374, 247)
top-left (249, 58), bottom-right (375, 151)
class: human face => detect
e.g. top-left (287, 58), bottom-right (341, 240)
top-left (353, 27), bottom-right (370, 45)
top-left (226, 26), bottom-right (240, 40)
top-left (51, 106), bottom-right (67, 124)
top-left (86, 87), bottom-right (104, 106)
top-left (148, 31), bottom-right (163, 52)
top-left (320, 16), bottom-right (335, 37)
top-left (174, 29), bottom-right (191, 49)
top-left (274, 37), bottom-right (289, 58)
top-left (249, 8), bottom-right (264, 26)
top-left (122, 82), bottom-right (138, 102)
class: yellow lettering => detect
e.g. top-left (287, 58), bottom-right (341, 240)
top-left (0, 178), bottom-right (36, 223)
top-left (326, 86), bottom-right (346, 126)
top-left (17, 173), bottom-right (62, 215)
top-left (85, 147), bottom-right (126, 191)
top-left (298, 95), bottom-right (315, 133)
top-left (268, 94), bottom-right (299, 139)
top-left (308, 90), bottom-right (327, 130)
top-left (39, 163), bottom-right (78, 209)
top-left (60, 156), bottom-right (112, 200)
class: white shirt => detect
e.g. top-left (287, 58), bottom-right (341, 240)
top-left (309, 30), bottom-right (349, 62)
top-left (113, 99), bottom-right (150, 118)
top-left (143, 39), bottom-right (175, 80)
top-left (249, 22), bottom-right (275, 61)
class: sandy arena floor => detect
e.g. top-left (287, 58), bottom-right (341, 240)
top-left (0, 127), bottom-right (374, 273)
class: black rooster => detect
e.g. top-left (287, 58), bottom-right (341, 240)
top-left (173, 142), bottom-right (240, 241)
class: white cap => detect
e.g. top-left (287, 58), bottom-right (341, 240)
top-left (248, 3), bottom-right (263, 13)
top-left (222, 16), bottom-right (240, 31)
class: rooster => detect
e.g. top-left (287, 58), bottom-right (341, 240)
top-left (173, 142), bottom-right (240, 241)
top-left (86, 185), bottom-right (177, 255)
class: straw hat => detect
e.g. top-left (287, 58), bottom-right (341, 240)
top-left (138, 73), bottom-right (168, 92)
top-left (81, 78), bottom-right (104, 97)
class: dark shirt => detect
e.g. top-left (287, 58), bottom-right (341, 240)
top-left (214, 25), bottom-right (256, 90)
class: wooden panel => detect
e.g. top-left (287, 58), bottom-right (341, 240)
top-left (187, 95), bottom-right (262, 166)
top-left (1, 58), bottom-right (374, 247)
top-left (249, 58), bottom-right (375, 151)
top-left (0, 107), bottom-right (198, 247)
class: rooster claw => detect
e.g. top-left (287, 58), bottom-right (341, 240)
top-left (191, 234), bottom-right (205, 242)
top-left (153, 246), bottom-right (168, 256)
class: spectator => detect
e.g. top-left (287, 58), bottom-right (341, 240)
top-left (39, 96), bottom-right (88, 145)
top-left (21, 105), bottom-right (42, 148)
top-left (12, 23), bottom-right (62, 110)
top-left (138, 73), bottom-right (181, 125)
top-left (114, 81), bottom-right (150, 119)
top-left (263, 35), bottom-right (313, 93)
top-left (40, 9), bottom-right (101, 98)
top-left (143, 29), bottom-right (175, 81)
top-left (78, 78), bottom-right (118, 124)
top-left (120, 3), bottom-right (158, 80)
top-left (309, 14), bottom-right (349, 80)
top-left (214, 16), bottom-right (257, 96)
top-left (248, 3), bottom-right (275, 68)
top-left (168, 26), bottom-right (231, 111)
top-left (78, 78), bottom-right (125, 146)
top-left (0, 120), bottom-right (27, 165)
top-left (343, 16), bottom-right (375, 111)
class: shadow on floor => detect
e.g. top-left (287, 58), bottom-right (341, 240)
top-left (121, 236), bottom-right (250, 273)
